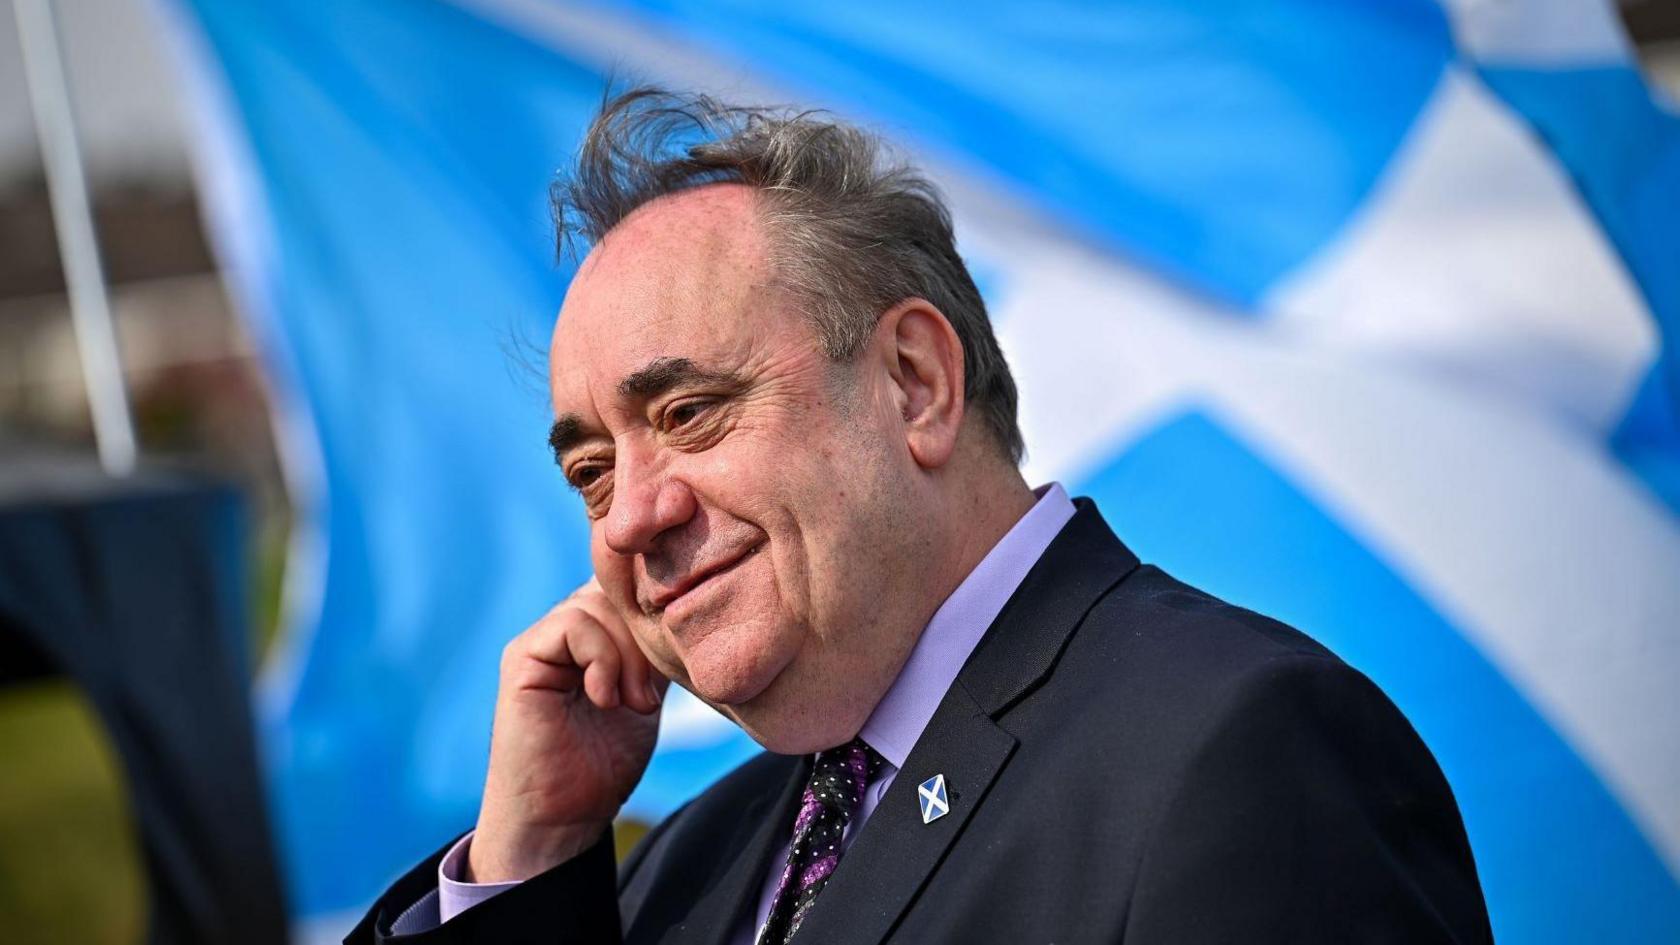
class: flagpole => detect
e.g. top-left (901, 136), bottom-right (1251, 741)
top-left (14, 0), bottom-right (137, 476)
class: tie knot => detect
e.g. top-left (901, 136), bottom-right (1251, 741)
top-left (807, 737), bottom-right (883, 816)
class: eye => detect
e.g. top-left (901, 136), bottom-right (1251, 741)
top-left (567, 463), bottom-right (614, 518)
top-left (664, 399), bottom-right (711, 430)
top-left (566, 460), bottom-right (611, 495)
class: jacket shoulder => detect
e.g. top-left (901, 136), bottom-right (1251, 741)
top-left (1010, 561), bottom-right (1398, 793)
top-left (1083, 571), bottom-right (1492, 942)
top-left (1108, 563), bottom-right (1335, 656)
top-left (1075, 562), bottom-right (1347, 697)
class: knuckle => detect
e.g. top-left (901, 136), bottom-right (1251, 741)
top-left (535, 603), bottom-right (588, 641)
top-left (589, 639), bottom-right (620, 669)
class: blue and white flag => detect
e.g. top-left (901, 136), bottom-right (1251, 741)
top-left (157, 0), bottom-right (1680, 940)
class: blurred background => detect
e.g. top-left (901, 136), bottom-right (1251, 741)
top-left (1, 1), bottom-right (1676, 942)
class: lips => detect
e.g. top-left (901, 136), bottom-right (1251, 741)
top-left (646, 543), bottom-right (761, 613)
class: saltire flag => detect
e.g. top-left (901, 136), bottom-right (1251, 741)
top-left (153, 0), bottom-right (1680, 940)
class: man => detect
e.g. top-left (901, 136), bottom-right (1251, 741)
top-left (349, 88), bottom-right (1492, 944)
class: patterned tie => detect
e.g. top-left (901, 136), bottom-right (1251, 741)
top-left (757, 737), bottom-right (886, 945)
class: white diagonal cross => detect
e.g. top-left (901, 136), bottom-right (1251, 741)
top-left (918, 774), bottom-right (949, 824)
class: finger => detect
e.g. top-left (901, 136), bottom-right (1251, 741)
top-left (524, 610), bottom-right (623, 710)
top-left (565, 622), bottom-right (623, 710)
top-left (571, 590), bottom-right (661, 714)
top-left (510, 655), bottom-right (584, 694)
top-left (581, 656), bottom-right (620, 710)
top-left (502, 622), bottom-right (578, 694)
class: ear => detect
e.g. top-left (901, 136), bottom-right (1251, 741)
top-left (876, 298), bottom-right (965, 470)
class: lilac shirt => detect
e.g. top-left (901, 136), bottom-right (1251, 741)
top-left (392, 483), bottom-right (1075, 938)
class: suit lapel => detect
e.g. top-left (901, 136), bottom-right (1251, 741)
top-left (676, 752), bottom-right (811, 945)
top-left (958, 499), bottom-right (1140, 716)
top-left (793, 684), bottom-right (1013, 945)
top-left (792, 500), bottom-right (1140, 945)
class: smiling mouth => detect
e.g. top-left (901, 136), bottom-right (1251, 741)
top-left (648, 543), bottom-right (763, 614)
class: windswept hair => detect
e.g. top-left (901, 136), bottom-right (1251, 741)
top-left (551, 86), bottom-right (1025, 464)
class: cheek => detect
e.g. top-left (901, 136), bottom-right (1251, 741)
top-left (802, 440), bottom-right (909, 608)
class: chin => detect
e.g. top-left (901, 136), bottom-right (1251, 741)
top-left (731, 707), bottom-right (860, 755)
top-left (721, 672), bottom-right (867, 755)
top-left (676, 618), bottom-right (794, 708)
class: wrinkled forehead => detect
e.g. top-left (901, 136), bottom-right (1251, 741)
top-left (548, 184), bottom-right (772, 416)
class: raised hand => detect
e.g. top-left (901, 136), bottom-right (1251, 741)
top-left (468, 577), bottom-right (666, 883)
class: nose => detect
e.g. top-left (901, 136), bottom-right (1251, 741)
top-left (602, 446), bottom-right (697, 556)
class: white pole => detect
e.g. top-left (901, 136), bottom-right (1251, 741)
top-left (14, 0), bottom-right (138, 476)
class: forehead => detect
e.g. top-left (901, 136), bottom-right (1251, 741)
top-left (548, 184), bottom-right (782, 415)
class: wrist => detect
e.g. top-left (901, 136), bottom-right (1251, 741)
top-left (466, 820), bottom-right (608, 883)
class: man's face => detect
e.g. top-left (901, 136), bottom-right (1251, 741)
top-left (547, 185), bottom-right (931, 752)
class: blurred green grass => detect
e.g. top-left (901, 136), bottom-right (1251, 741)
top-left (0, 680), bottom-right (146, 945)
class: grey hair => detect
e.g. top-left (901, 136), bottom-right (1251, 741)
top-left (552, 86), bottom-right (1025, 465)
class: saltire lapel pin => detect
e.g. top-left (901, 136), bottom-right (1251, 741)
top-left (917, 773), bottom-right (950, 825)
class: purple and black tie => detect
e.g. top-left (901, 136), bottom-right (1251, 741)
top-left (757, 737), bottom-right (886, 945)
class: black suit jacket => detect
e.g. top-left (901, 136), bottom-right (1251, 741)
top-left (352, 500), bottom-right (1493, 944)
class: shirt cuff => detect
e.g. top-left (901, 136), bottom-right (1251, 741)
top-left (437, 831), bottom-right (521, 923)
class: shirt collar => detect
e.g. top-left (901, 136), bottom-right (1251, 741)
top-left (857, 482), bottom-right (1076, 769)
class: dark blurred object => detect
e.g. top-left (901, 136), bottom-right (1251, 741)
top-left (0, 444), bottom-right (286, 945)
top-left (1621, 0), bottom-right (1680, 44)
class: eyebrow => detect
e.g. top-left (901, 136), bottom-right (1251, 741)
top-left (548, 415), bottom-right (585, 466)
top-left (617, 357), bottom-right (742, 398)
top-left (547, 357), bottom-right (746, 466)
